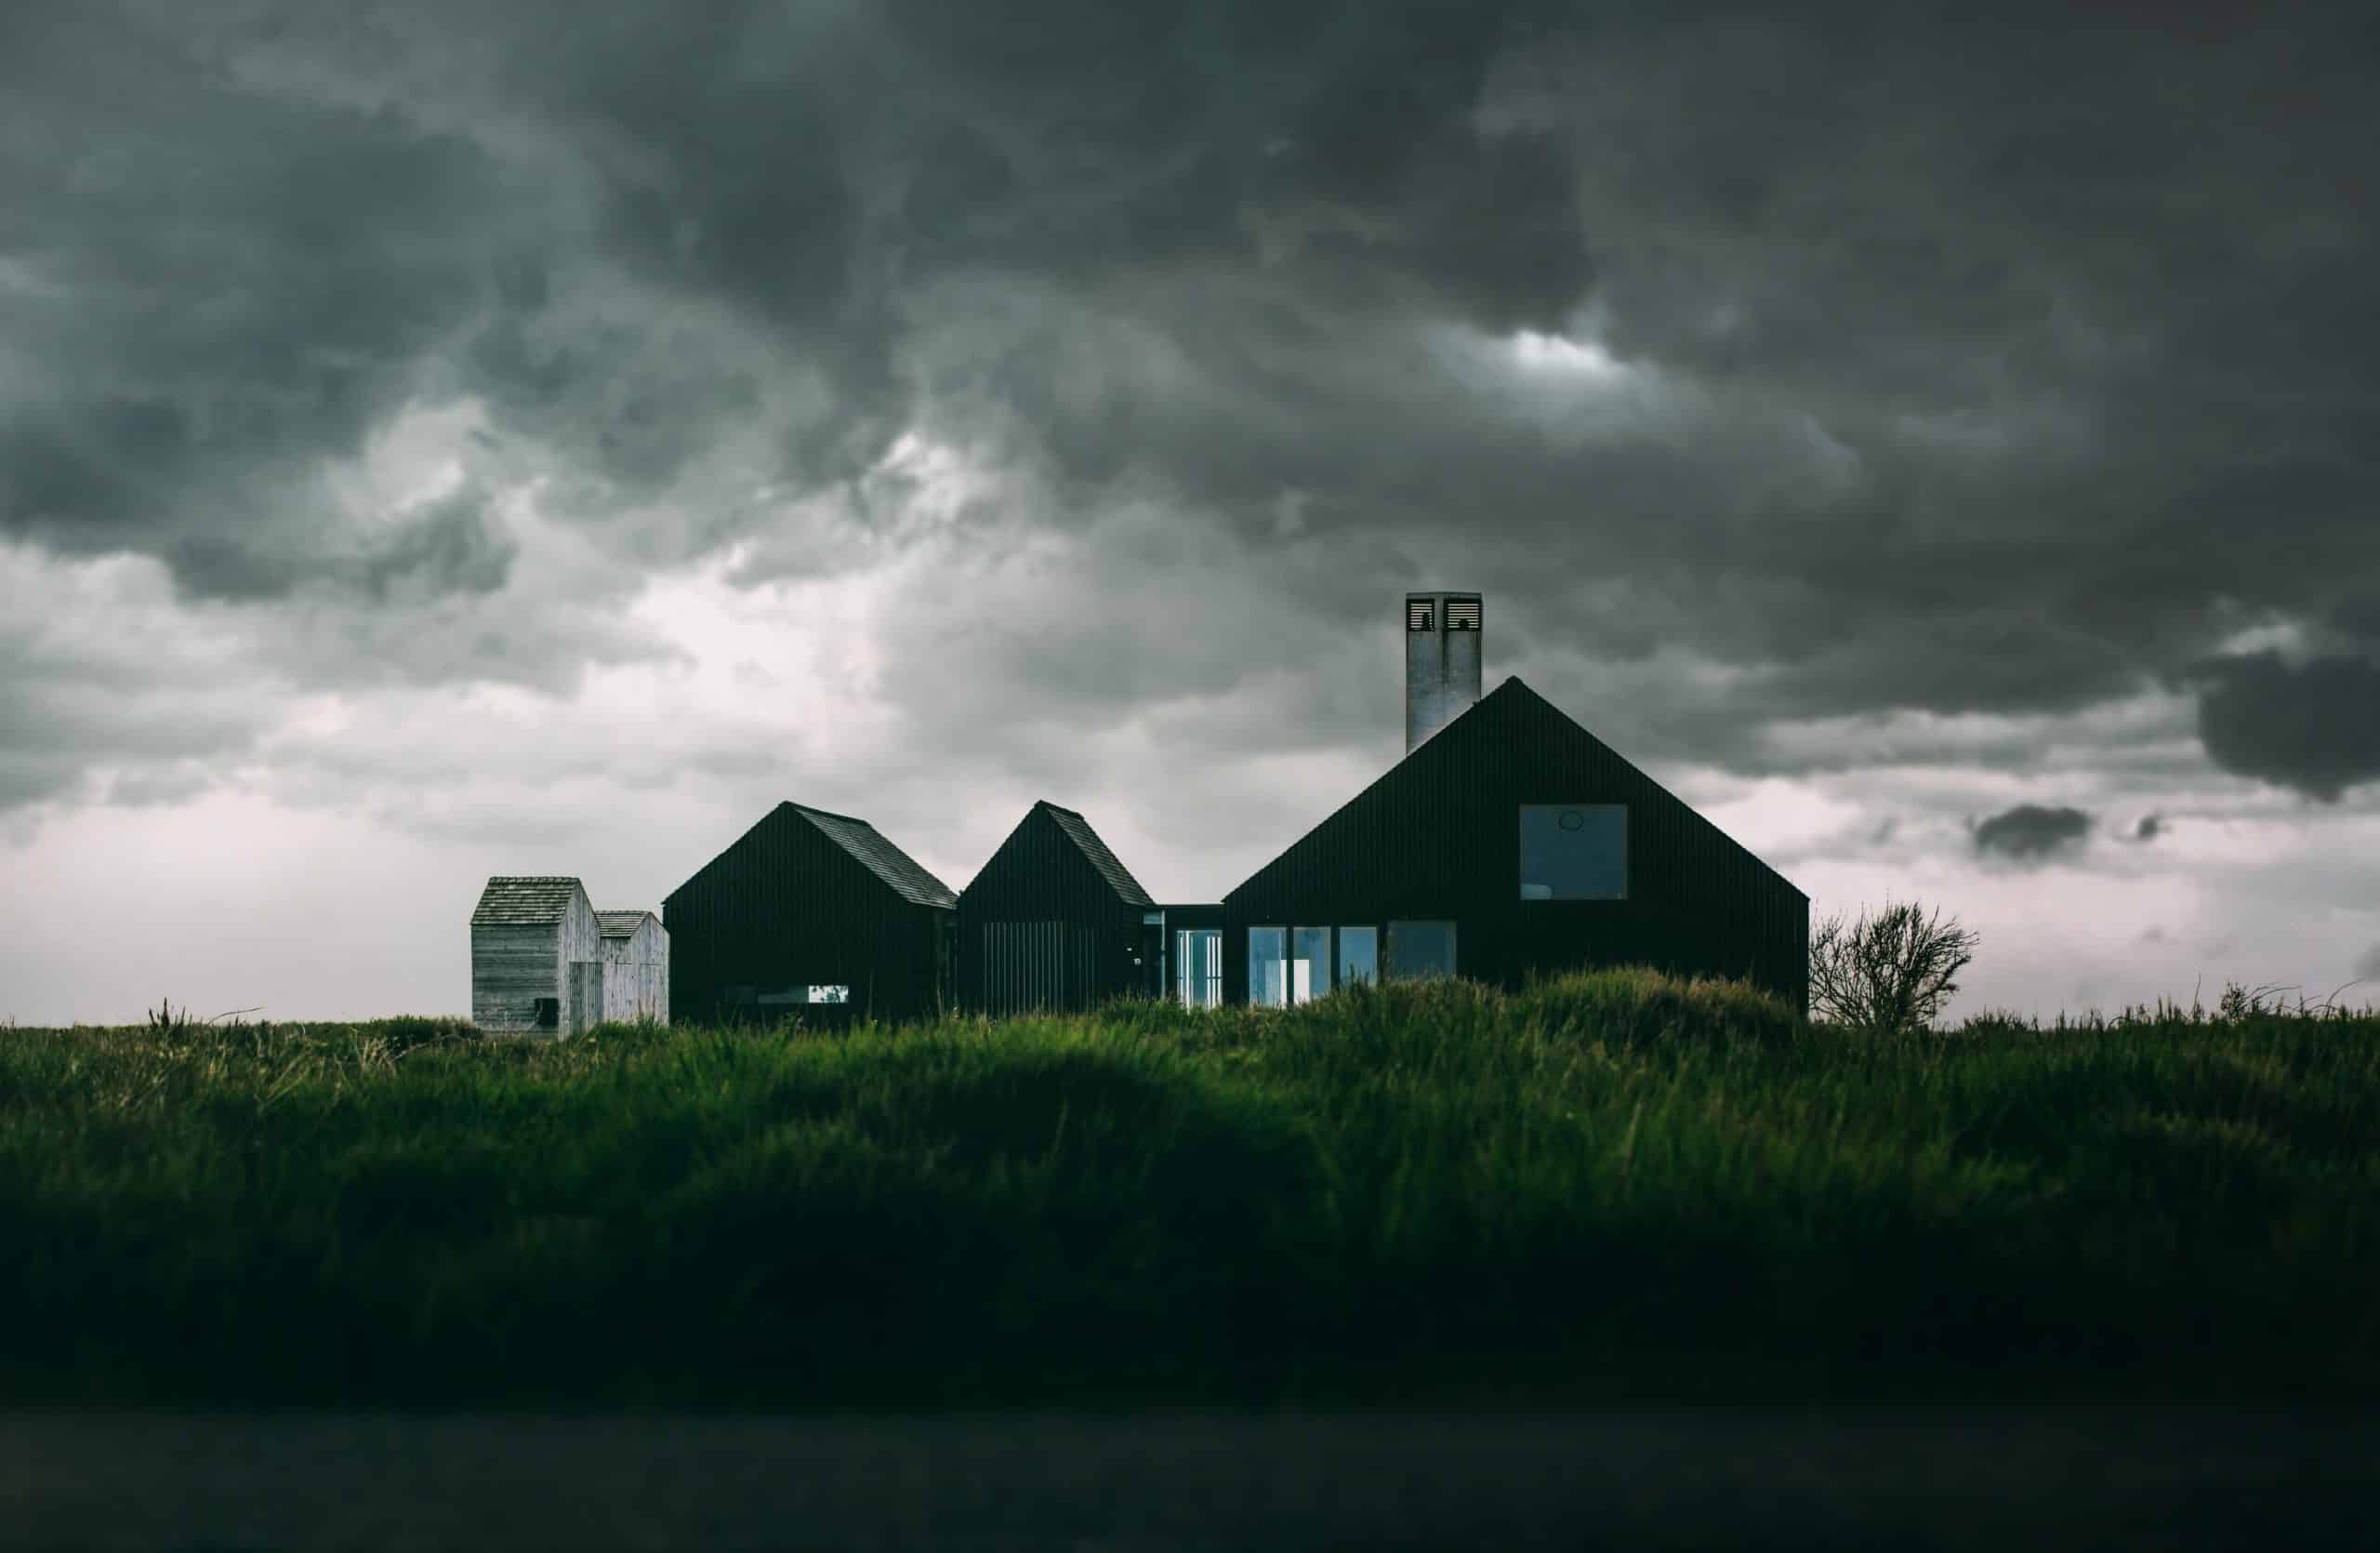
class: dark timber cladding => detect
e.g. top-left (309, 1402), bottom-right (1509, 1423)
top-left (1223, 677), bottom-right (1810, 1014)
top-left (663, 803), bottom-right (959, 1028)
top-left (959, 802), bottom-right (1157, 1015)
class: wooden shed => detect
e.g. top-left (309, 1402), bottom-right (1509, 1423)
top-left (596, 909), bottom-right (669, 1025)
top-left (469, 876), bottom-right (605, 1036)
top-left (664, 803), bottom-right (959, 1028)
top-left (958, 801), bottom-right (1158, 1016)
top-left (1222, 677), bottom-right (1809, 1014)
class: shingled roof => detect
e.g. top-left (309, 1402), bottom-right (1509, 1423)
top-left (791, 804), bottom-right (960, 909)
top-left (470, 877), bottom-right (587, 925)
top-left (1039, 802), bottom-right (1155, 908)
top-left (596, 909), bottom-right (657, 939)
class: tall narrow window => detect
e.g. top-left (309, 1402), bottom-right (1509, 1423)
top-left (1175, 928), bottom-right (1222, 1008)
top-left (1291, 926), bottom-right (1331, 1004)
top-left (1386, 921), bottom-right (1457, 981)
top-left (1337, 925), bottom-right (1378, 986)
top-left (1249, 926), bottom-right (1288, 1007)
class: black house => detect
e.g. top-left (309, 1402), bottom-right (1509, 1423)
top-left (664, 802), bottom-right (959, 1027)
top-left (958, 801), bottom-right (1159, 1015)
top-left (1218, 599), bottom-right (1807, 1015)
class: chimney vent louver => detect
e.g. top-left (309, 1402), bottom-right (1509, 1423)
top-left (1404, 591), bottom-right (1482, 754)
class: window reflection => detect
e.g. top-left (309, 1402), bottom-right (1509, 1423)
top-left (1249, 926), bottom-right (1288, 1007)
top-left (1386, 921), bottom-right (1457, 981)
top-left (1175, 929), bottom-right (1222, 1008)
top-left (1292, 926), bottom-right (1330, 1003)
top-left (1337, 926), bottom-right (1378, 986)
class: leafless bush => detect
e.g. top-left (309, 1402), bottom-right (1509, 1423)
top-left (1809, 898), bottom-right (1980, 1035)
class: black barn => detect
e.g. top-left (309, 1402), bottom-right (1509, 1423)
top-left (1222, 677), bottom-right (1809, 1014)
top-left (958, 801), bottom-right (1158, 1015)
top-left (664, 802), bottom-right (959, 1028)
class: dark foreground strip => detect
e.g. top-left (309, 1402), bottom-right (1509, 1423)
top-left (1, 1409), bottom-right (2372, 1551)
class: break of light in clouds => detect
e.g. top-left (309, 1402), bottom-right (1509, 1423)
top-left (4, 0), bottom-right (2377, 1024)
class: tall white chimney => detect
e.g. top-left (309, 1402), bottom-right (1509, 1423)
top-left (1405, 591), bottom-right (1482, 754)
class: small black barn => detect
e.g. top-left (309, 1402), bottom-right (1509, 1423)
top-left (1222, 676), bottom-right (1809, 1014)
top-left (664, 802), bottom-right (959, 1027)
top-left (958, 801), bottom-right (1159, 1015)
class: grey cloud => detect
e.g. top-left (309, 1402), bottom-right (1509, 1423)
top-left (2134, 813), bottom-right (2165, 842)
top-left (1972, 803), bottom-right (2093, 861)
top-left (150, 484), bottom-right (514, 604)
top-left (0, 4), bottom-right (555, 598)
top-left (350, 485), bottom-right (516, 600)
top-left (2356, 944), bottom-right (2380, 983)
top-left (2188, 651), bottom-right (2380, 803)
top-left (105, 765), bottom-right (219, 810)
top-left (0, 678), bottom-right (259, 813)
top-left (5, 0), bottom-right (2379, 818)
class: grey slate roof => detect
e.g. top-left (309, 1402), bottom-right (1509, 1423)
top-left (1039, 803), bottom-right (1156, 908)
top-left (470, 877), bottom-right (587, 925)
top-left (596, 909), bottom-right (657, 939)
top-left (791, 804), bottom-right (960, 909)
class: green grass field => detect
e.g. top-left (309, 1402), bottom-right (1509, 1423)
top-left (5, 968), bottom-right (2377, 1410)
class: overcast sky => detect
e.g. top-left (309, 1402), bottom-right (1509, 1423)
top-left (6, 0), bottom-right (2377, 1026)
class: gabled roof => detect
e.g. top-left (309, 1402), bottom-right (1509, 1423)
top-left (596, 909), bottom-right (658, 939)
top-left (1038, 801), bottom-right (1156, 907)
top-left (788, 803), bottom-right (960, 909)
top-left (470, 876), bottom-right (588, 925)
top-left (1223, 676), bottom-right (1806, 904)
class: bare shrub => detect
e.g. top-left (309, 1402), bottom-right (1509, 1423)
top-left (1809, 898), bottom-right (1980, 1035)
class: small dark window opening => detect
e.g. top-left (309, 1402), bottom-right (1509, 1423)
top-left (1444, 599), bottom-right (1481, 631)
top-left (1407, 600), bottom-right (1435, 631)
top-left (533, 997), bottom-right (559, 1030)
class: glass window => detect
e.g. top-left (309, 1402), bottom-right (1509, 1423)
top-left (1291, 926), bottom-right (1331, 1004)
top-left (1337, 926), bottom-right (1378, 986)
top-left (1249, 926), bottom-right (1288, 1007)
top-left (1518, 803), bottom-right (1627, 900)
top-left (1175, 928), bottom-right (1222, 1009)
top-left (1386, 921), bottom-right (1457, 981)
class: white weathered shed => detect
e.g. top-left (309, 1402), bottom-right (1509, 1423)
top-left (469, 877), bottom-right (604, 1036)
top-left (596, 909), bottom-right (669, 1026)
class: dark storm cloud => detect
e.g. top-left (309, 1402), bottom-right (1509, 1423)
top-left (5, 0), bottom-right (2378, 809)
top-left (152, 484), bottom-right (514, 603)
top-left (872, 0), bottom-right (2380, 781)
top-left (0, 3), bottom-right (556, 595)
top-left (2187, 651), bottom-right (2380, 802)
top-left (1972, 803), bottom-right (2093, 861)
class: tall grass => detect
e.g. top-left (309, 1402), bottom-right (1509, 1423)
top-left (3, 968), bottom-right (2376, 1409)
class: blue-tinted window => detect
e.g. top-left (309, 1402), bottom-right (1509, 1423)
top-left (1386, 921), bottom-right (1457, 981)
top-left (1292, 926), bottom-right (1331, 1003)
top-left (1337, 926), bottom-right (1378, 986)
top-left (1518, 803), bottom-right (1627, 899)
top-left (1249, 926), bottom-right (1288, 1007)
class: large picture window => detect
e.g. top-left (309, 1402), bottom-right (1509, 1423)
top-left (1518, 803), bottom-right (1627, 900)
top-left (1386, 921), bottom-right (1457, 981)
top-left (1249, 926), bottom-right (1288, 1007)
top-left (1291, 926), bottom-right (1331, 1004)
top-left (1337, 926), bottom-right (1378, 987)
